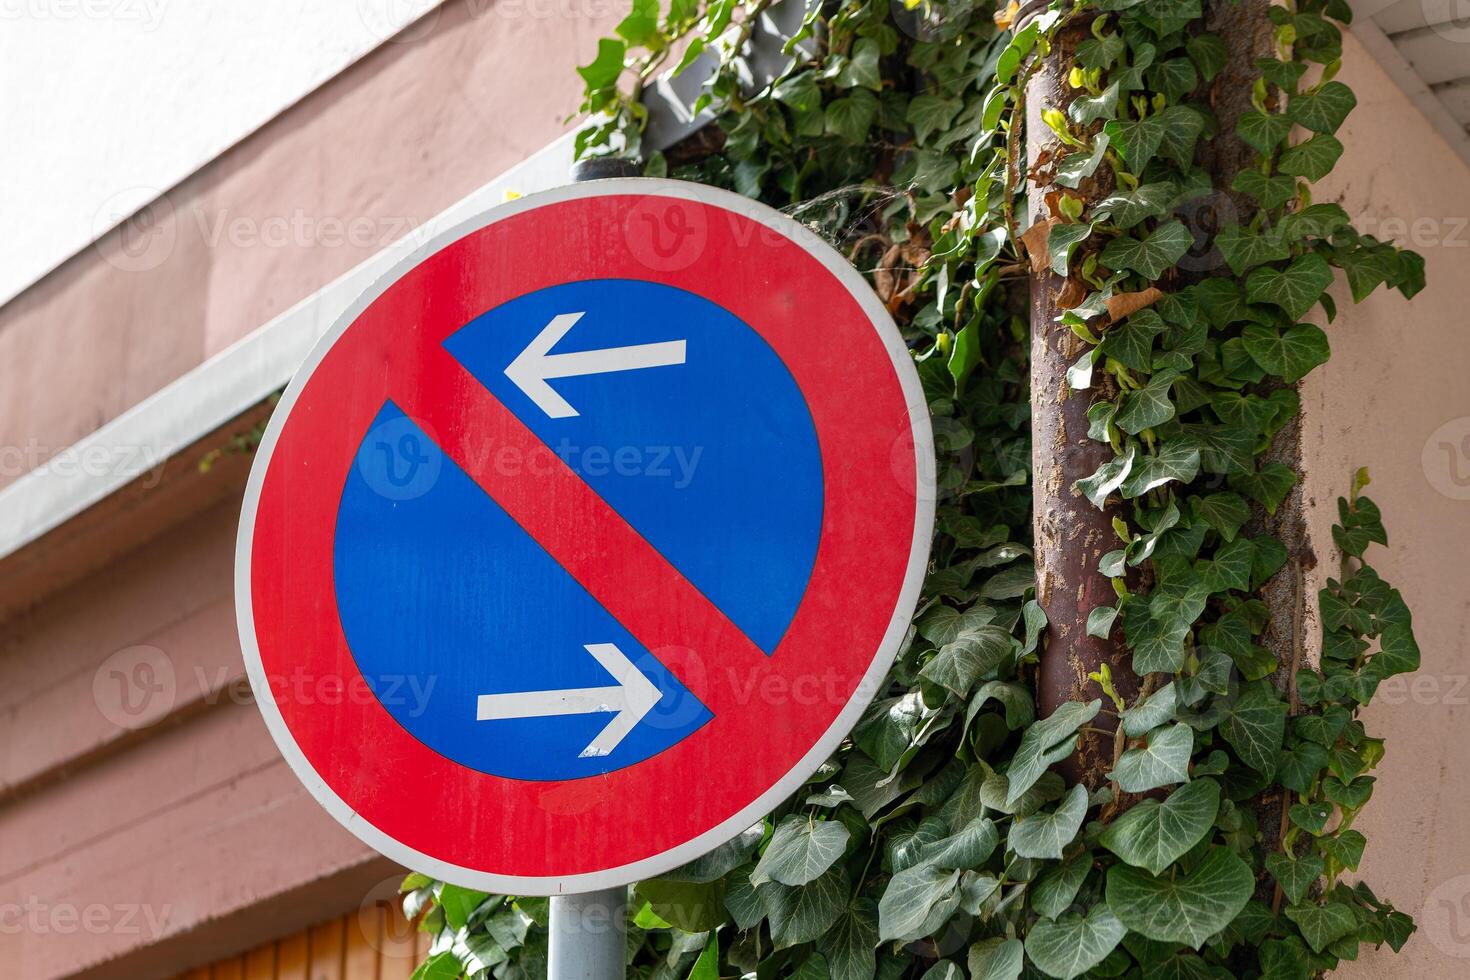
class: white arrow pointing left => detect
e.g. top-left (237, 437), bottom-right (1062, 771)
top-left (504, 311), bottom-right (687, 419)
top-left (475, 642), bottom-right (663, 758)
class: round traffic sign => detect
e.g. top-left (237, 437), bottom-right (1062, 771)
top-left (236, 178), bottom-right (934, 894)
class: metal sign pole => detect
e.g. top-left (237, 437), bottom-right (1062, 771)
top-left (549, 887), bottom-right (628, 980)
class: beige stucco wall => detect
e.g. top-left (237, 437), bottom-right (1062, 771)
top-left (1310, 30), bottom-right (1470, 980)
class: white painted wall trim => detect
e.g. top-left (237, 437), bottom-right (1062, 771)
top-left (1351, 16), bottom-right (1470, 166)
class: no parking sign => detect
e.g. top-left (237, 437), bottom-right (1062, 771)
top-left (235, 179), bottom-right (935, 894)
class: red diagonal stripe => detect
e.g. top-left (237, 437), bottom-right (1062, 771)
top-left (394, 343), bottom-right (771, 713)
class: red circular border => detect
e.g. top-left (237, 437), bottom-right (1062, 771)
top-left (248, 191), bottom-right (921, 879)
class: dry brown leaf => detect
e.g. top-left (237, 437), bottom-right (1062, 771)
top-left (994, 0), bottom-right (1020, 29)
top-left (1105, 287), bottom-right (1166, 323)
top-left (1057, 277), bottom-right (1088, 310)
top-left (1043, 188), bottom-right (1085, 221)
top-left (873, 243), bottom-right (902, 304)
top-left (1020, 219), bottom-right (1052, 275)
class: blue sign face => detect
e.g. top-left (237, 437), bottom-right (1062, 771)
top-left (332, 279), bottom-right (824, 780)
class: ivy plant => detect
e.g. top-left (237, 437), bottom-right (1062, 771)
top-left (400, 1), bottom-right (1423, 977)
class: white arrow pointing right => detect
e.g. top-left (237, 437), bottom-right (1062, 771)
top-left (504, 311), bottom-right (687, 419)
top-left (475, 642), bottom-right (663, 757)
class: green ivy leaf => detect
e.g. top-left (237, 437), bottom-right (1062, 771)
top-left (1290, 81), bottom-right (1356, 134)
top-left (967, 938), bottom-right (1024, 980)
top-left (1010, 784), bottom-right (1088, 859)
top-left (1244, 253), bottom-right (1335, 319)
top-left (417, 950), bottom-right (472, 980)
top-left (614, 0), bottom-right (659, 45)
top-left (1236, 111), bottom-right (1292, 155)
top-left (877, 864), bottom-right (960, 942)
top-left (1025, 906), bottom-right (1127, 979)
top-left (1032, 855), bottom-right (1091, 918)
top-left (1005, 701), bottom-right (1102, 808)
top-left (1087, 605), bottom-right (1120, 639)
top-left (1266, 852), bottom-right (1324, 905)
top-left (1105, 847), bottom-right (1255, 948)
top-left (1319, 829), bottom-right (1367, 871)
top-left (766, 866), bottom-right (850, 947)
top-left (1116, 370), bottom-right (1180, 434)
top-left (1214, 223), bottom-right (1290, 276)
top-left (577, 38), bottom-right (628, 89)
top-left (1111, 723), bottom-right (1194, 792)
top-left (1196, 492), bottom-right (1251, 541)
top-left (1186, 34), bottom-right (1228, 81)
top-left (1277, 134), bottom-right (1344, 181)
top-left (1048, 222), bottom-right (1094, 276)
top-left (1220, 683), bottom-right (1288, 775)
top-left (933, 821), bottom-right (1005, 877)
top-left (1102, 220), bottom-right (1193, 279)
top-left (752, 816), bottom-right (852, 886)
top-left (1151, 58), bottom-right (1198, 102)
top-left (438, 885), bottom-right (490, 930)
top-left (1121, 682), bottom-right (1177, 736)
top-left (1094, 183), bottom-right (1174, 229)
top-left (1070, 82), bottom-right (1121, 126)
top-left (1078, 443), bottom-right (1137, 508)
top-left (837, 39), bottom-right (882, 91)
top-left (773, 71), bottom-right (822, 114)
top-left (1119, 443), bottom-right (1201, 497)
top-left (921, 626), bottom-right (1015, 697)
top-left (1101, 309), bottom-right (1168, 373)
top-left (1232, 169), bottom-right (1297, 210)
top-left (908, 95), bottom-right (963, 145)
top-left (1241, 322), bottom-right (1330, 383)
top-left (1230, 461), bottom-right (1298, 514)
top-left (1284, 900), bottom-right (1359, 953)
top-left (825, 89), bottom-right (879, 144)
top-left (1057, 134), bottom-right (1112, 189)
top-left (1100, 778), bottom-right (1221, 875)
top-left (818, 900), bottom-right (880, 980)
top-left (1155, 106), bottom-right (1205, 168)
top-left (1103, 116), bottom-right (1166, 170)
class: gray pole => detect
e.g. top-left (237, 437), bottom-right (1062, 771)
top-left (548, 887), bottom-right (628, 980)
top-left (545, 154), bottom-right (640, 980)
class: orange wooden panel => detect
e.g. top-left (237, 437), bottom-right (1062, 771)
top-left (309, 916), bottom-right (347, 980)
top-left (243, 942), bottom-right (276, 980)
top-left (343, 905), bottom-right (382, 980)
top-left (278, 929), bottom-right (309, 980)
top-left (212, 956), bottom-right (244, 980)
top-left (377, 903), bottom-right (418, 980)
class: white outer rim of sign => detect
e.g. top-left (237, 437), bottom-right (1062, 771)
top-left (234, 177), bottom-right (937, 896)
